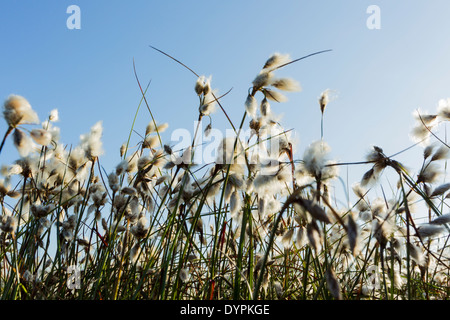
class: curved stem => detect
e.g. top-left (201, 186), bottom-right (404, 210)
top-left (0, 126), bottom-right (13, 156)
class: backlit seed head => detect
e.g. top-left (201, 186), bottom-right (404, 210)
top-left (281, 228), bottom-right (294, 249)
top-left (252, 70), bottom-right (273, 90)
top-left (245, 94), bottom-right (257, 119)
top-left (319, 89), bottom-right (332, 113)
top-left (299, 140), bottom-right (338, 181)
top-left (3, 95), bottom-right (39, 127)
top-left (407, 242), bottom-right (426, 267)
top-left (271, 78), bottom-right (301, 92)
top-left (195, 76), bottom-right (206, 95)
top-left (13, 129), bottom-right (34, 157)
top-left (163, 144), bottom-right (173, 155)
top-left (262, 52), bottom-right (291, 71)
top-left (130, 217), bottom-right (149, 239)
top-left (130, 243), bottom-right (141, 264)
top-left (157, 123), bottom-right (169, 133)
top-left (326, 268), bottom-right (342, 300)
top-left (1, 215), bottom-right (18, 234)
top-left (430, 213), bottom-right (450, 225)
top-left (347, 213), bottom-right (359, 256)
top-left (352, 182), bottom-right (367, 199)
top-left (79, 121), bottom-right (104, 160)
top-left (437, 98), bottom-right (450, 121)
top-left (260, 98), bottom-right (271, 118)
top-left (296, 226), bottom-right (307, 248)
top-left (179, 268), bottom-right (190, 283)
top-left (30, 129), bottom-right (52, 146)
top-left (49, 109), bottom-right (59, 122)
top-left (430, 145), bottom-right (450, 162)
top-left (423, 144), bottom-right (435, 159)
top-left (430, 183), bottom-right (450, 198)
top-left (263, 89), bottom-right (287, 103)
top-left (306, 221), bottom-right (322, 252)
top-left (410, 110), bottom-right (437, 145)
top-left (230, 190), bottom-right (241, 218)
top-left (143, 135), bottom-right (159, 149)
top-left (108, 172), bottom-right (119, 192)
top-left (145, 122), bottom-right (157, 136)
top-left (120, 143), bottom-right (127, 157)
top-left (418, 162), bottom-right (442, 184)
top-left (415, 224), bottom-right (445, 238)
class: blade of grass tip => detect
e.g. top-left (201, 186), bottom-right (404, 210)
top-left (149, 45), bottom-right (238, 133)
top-left (133, 58), bottom-right (164, 147)
top-left (123, 76), bottom-right (152, 161)
top-left (387, 139), bottom-right (425, 159)
top-left (149, 45), bottom-right (199, 77)
top-left (272, 49), bottom-right (333, 71)
top-left (417, 111), bottom-right (450, 149)
top-left (96, 158), bottom-right (112, 201)
top-left (198, 86), bottom-right (235, 125)
top-left (134, 58), bottom-right (173, 193)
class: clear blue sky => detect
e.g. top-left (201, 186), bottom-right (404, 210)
top-left (1, 1), bottom-right (450, 203)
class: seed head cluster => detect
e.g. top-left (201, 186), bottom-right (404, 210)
top-left (0, 52), bottom-right (449, 301)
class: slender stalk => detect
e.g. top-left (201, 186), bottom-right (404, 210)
top-left (0, 126), bottom-right (13, 156)
top-left (399, 177), bottom-right (412, 300)
top-left (321, 113), bottom-right (324, 141)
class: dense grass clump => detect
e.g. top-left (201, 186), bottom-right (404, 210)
top-left (0, 50), bottom-right (450, 300)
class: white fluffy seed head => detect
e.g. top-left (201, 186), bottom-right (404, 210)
top-left (3, 95), bottom-right (39, 127)
top-left (245, 94), bottom-right (258, 119)
top-left (437, 98), bottom-right (450, 121)
top-left (230, 190), bottom-right (241, 218)
top-left (320, 90), bottom-right (336, 115)
top-left (270, 78), bottom-right (301, 92)
top-left (30, 129), bottom-right (52, 146)
top-left (299, 140), bottom-right (338, 181)
top-left (195, 75), bottom-right (207, 95)
top-left (262, 52), bottom-right (291, 71)
top-left (410, 110), bottom-right (438, 145)
top-left (179, 268), bottom-right (190, 283)
top-left (416, 224), bottom-right (445, 238)
top-left (264, 89), bottom-right (287, 103)
top-left (281, 229), bottom-right (294, 249)
top-left (79, 121), bottom-right (104, 160)
top-left (49, 109), bottom-right (59, 122)
top-left (431, 145), bottom-right (450, 162)
top-left (252, 70), bottom-right (274, 89)
top-left (418, 162), bottom-right (442, 184)
top-left (143, 135), bottom-right (159, 149)
top-left (13, 129), bottom-right (34, 157)
top-left (260, 98), bottom-right (271, 118)
top-left (430, 213), bottom-right (450, 225)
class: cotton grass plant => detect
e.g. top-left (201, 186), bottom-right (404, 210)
top-left (0, 49), bottom-right (450, 300)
